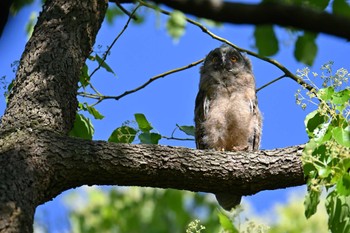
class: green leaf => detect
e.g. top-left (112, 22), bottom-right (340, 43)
top-left (318, 86), bottom-right (334, 101)
top-left (254, 25), bottom-right (279, 56)
top-left (318, 166), bottom-right (332, 179)
top-left (134, 113), bottom-right (153, 132)
top-left (307, 0), bottom-right (330, 10)
top-left (108, 126), bottom-right (137, 143)
top-left (10, 0), bottom-right (35, 14)
top-left (177, 124), bottom-right (195, 136)
top-left (217, 211), bottom-right (239, 233)
top-left (139, 132), bottom-right (161, 144)
top-left (105, 6), bottom-right (123, 24)
top-left (304, 188), bottom-right (321, 218)
top-left (304, 110), bottom-right (327, 137)
top-left (69, 114), bottom-right (94, 140)
top-left (294, 32), bottom-right (318, 66)
top-left (166, 10), bottom-right (187, 40)
top-left (79, 64), bottom-right (90, 88)
top-left (95, 54), bottom-right (115, 75)
top-left (4, 79), bottom-right (14, 103)
top-left (337, 173), bottom-right (350, 196)
top-left (25, 12), bottom-right (37, 38)
top-left (333, 0), bottom-right (350, 18)
top-left (86, 105), bottom-right (104, 120)
top-left (332, 126), bottom-right (350, 147)
top-left (326, 191), bottom-right (350, 233)
top-left (332, 89), bottom-right (350, 105)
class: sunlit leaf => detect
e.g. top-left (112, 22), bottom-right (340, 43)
top-left (337, 173), bottom-right (350, 196)
top-left (134, 113), bottom-right (153, 132)
top-left (177, 124), bottom-right (195, 136)
top-left (166, 10), bottom-right (187, 40)
top-left (332, 126), bottom-right (350, 147)
top-left (79, 64), bottom-right (90, 88)
top-left (318, 86), bottom-right (334, 101)
top-left (304, 110), bottom-right (327, 137)
top-left (332, 89), bottom-right (350, 105)
top-left (69, 113), bottom-right (94, 140)
top-left (326, 191), bottom-right (350, 233)
top-left (254, 25), bottom-right (279, 56)
top-left (139, 132), bottom-right (161, 144)
top-left (217, 211), bottom-right (239, 233)
top-left (25, 12), bottom-right (37, 38)
top-left (108, 126), bottom-right (137, 143)
top-left (294, 32), bottom-right (318, 66)
top-left (304, 188), bottom-right (321, 218)
top-left (85, 105), bottom-right (104, 120)
top-left (95, 54), bottom-right (115, 75)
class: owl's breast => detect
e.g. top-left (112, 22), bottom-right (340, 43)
top-left (202, 89), bottom-right (256, 151)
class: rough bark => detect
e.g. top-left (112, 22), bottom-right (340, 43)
top-left (0, 0), bottom-right (108, 232)
top-left (118, 0), bottom-right (350, 40)
top-left (0, 0), bottom-right (107, 134)
top-left (0, 129), bottom-right (305, 204)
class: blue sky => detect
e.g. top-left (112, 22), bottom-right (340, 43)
top-left (1, 0), bottom-right (350, 232)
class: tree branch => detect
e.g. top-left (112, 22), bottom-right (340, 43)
top-left (10, 130), bottom-right (305, 204)
top-left (78, 59), bottom-right (203, 102)
top-left (122, 0), bottom-right (350, 40)
top-left (139, 1), bottom-right (314, 92)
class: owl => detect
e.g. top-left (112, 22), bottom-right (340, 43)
top-left (194, 44), bottom-right (262, 210)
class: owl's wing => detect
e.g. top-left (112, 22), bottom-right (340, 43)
top-left (250, 98), bottom-right (262, 151)
top-left (194, 89), bottom-right (210, 149)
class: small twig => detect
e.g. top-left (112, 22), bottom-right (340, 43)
top-left (162, 135), bottom-right (194, 141)
top-left (139, 0), bottom-right (314, 92)
top-left (77, 92), bottom-right (101, 100)
top-left (78, 58), bottom-right (203, 102)
top-left (256, 74), bottom-right (286, 92)
top-left (88, 82), bottom-right (102, 96)
top-left (113, 58), bottom-right (203, 100)
top-left (89, 3), bottom-right (141, 79)
top-left (113, 0), bottom-right (138, 20)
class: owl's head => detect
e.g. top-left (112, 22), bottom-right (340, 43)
top-left (202, 44), bottom-right (252, 75)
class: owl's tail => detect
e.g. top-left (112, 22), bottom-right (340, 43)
top-left (215, 193), bottom-right (241, 211)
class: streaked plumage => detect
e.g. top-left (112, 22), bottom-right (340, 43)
top-left (194, 44), bottom-right (262, 210)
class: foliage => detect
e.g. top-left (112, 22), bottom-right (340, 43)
top-left (267, 195), bottom-right (328, 233)
top-left (107, 113), bottom-right (194, 144)
top-left (296, 63), bottom-right (350, 232)
top-left (64, 188), bottom-right (331, 233)
top-left (10, 0), bottom-right (35, 14)
top-left (166, 10), bottom-right (187, 40)
top-left (254, 25), bottom-right (279, 57)
top-left (65, 187), bottom-right (221, 233)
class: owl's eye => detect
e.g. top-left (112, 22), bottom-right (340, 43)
top-left (212, 56), bottom-right (218, 63)
top-left (230, 56), bottom-right (238, 63)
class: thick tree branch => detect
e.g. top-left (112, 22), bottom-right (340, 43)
top-left (118, 0), bottom-right (350, 40)
top-left (2, 130), bottom-right (304, 204)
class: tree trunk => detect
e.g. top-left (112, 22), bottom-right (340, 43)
top-left (0, 0), bottom-right (107, 232)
